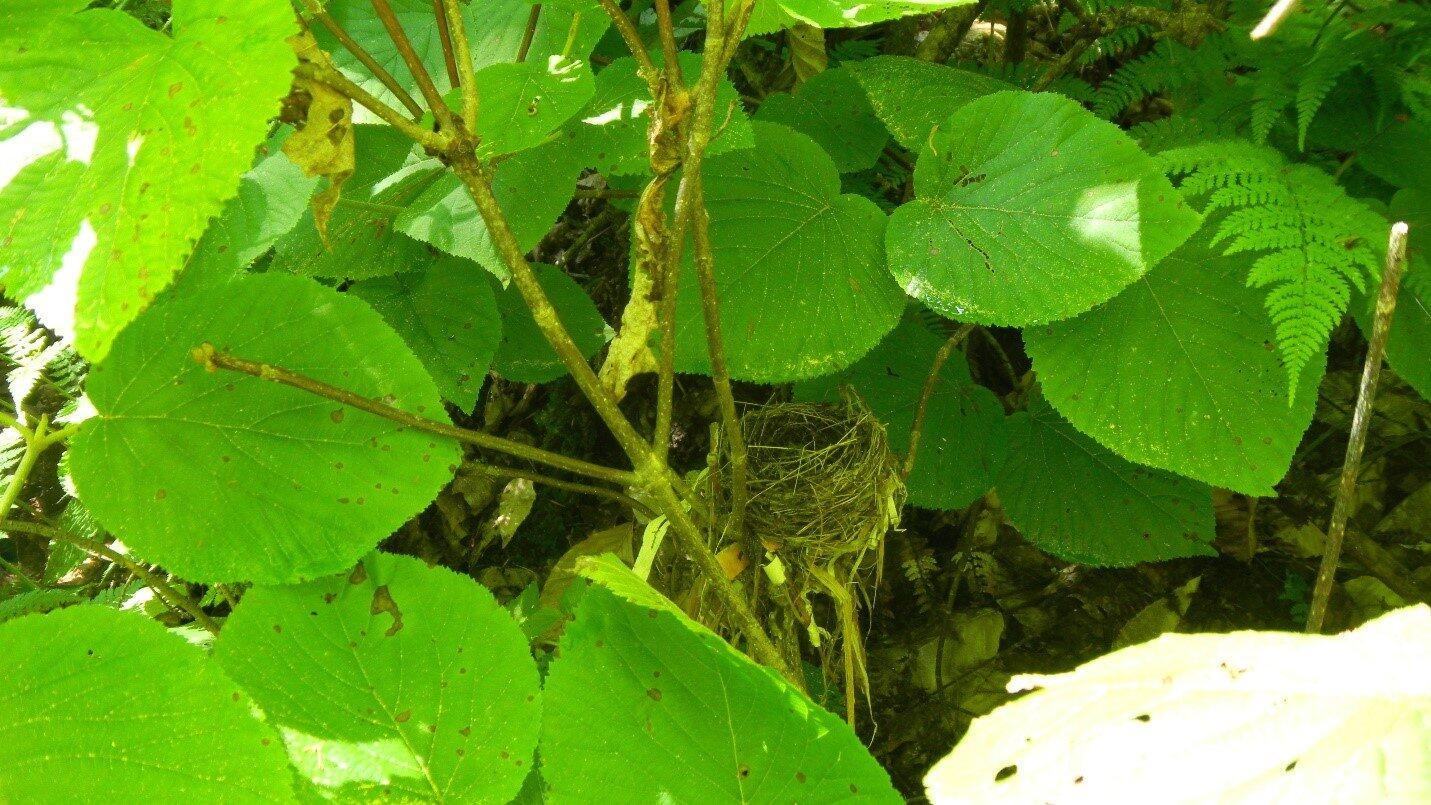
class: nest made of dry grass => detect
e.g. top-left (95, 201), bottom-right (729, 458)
top-left (736, 392), bottom-right (905, 561)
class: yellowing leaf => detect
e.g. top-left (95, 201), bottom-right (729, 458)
top-left (282, 30), bottom-right (355, 245)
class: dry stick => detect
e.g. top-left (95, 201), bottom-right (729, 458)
top-left (296, 62), bottom-right (445, 151)
top-left (2, 520), bottom-right (221, 635)
top-left (370, 0), bottom-right (458, 134)
top-left (305, 3), bottom-right (425, 119)
top-left (1305, 222), bottom-right (1410, 633)
top-left (432, 0), bottom-right (461, 87)
top-left (1250, 0), bottom-right (1299, 39)
top-left (515, 4), bottom-right (542, 62)
top-left (193, 344), bottom-right (637, 488)
top-left (450, 161), bottom-right (793, 681)
top-left (903, 325), bottom-right (975, 480)
top-left (440, 0), bottom-right (480, 134)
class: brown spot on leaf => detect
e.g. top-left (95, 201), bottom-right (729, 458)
top-left (349, 563), bottom-right (368, 585)
top-left (371, 585), bottom-right (404, 636)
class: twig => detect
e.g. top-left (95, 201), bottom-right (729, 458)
top-left (2, 520), bottom-right (221, 635)
top-left (596, 0), bottom-right (661, 89)
top-left (192, 344), bottom-right (637, 488)
top-left (0, 415), bottom-right (50, 526)
top-left (370, 0), bottom-right (458, 133)
top-left (479, 463), bottom-right (655, 515)
top-left (0, 554), bottom-right (40, 590)
top-left (1305, 222), bottom-right (1409, 633)
top-left (441, 0), bottom-right (481, 134)
top-left (303, 1), bottom-right (425, 118)
top-left (432, 0), bottom-right (461, 88)
top-left (653, 0), bottom-right (685, 81)
top-left (1250, 0), bottom-right (1299, 39)
top-left (516, 4), bottom-right (542, 62)
top-left (903, 325), bottom-right (975, 480)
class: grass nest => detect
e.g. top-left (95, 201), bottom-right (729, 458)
top-left (738, 392), bottom-right (905, 562)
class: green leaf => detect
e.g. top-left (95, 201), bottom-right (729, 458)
top-left (755, 67), bottom-right (888, 173)
top-left (845, 56), bottom-right (1012, 151)
top-left (350, 258), bottom-right (502, 414)
top-left (187, 131), bottom-right (321, 283)
top-left (0, 606), bottom-right (292, 801)
top-left (397, 137), bottom-right (584, 281)
top-left (493, 264), bottom-right (609, 383)
top-left (887, 91), bottom-right (1201, 326)
top-left (272, 125), bottom-right (441, 281)
top-left (1024, 231), bottom-right (1323, 496)
top-left (0, 0), bottom-right (298, 360)
top-left (567, 55), bottom-right (754, 176)
top-left (795, 316), bottom-right (1008, 510)
top-left (541, 556), bottom-right (901, 801)
top-left (473, 57), bottom-right (595, 158)
top-left (69, 273), bottom-right (460, 584)
top-left (996, 395), bottom-right (1215, 566)
top-left (669, 122), bottom-right (905, 382)
top-left (216, 552), bottom-right (541, 803)
top-left (746, 0), bottom-right (975, 36)
top-left (925, 605), bottom-right (1431, 803)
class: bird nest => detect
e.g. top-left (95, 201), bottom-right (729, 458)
top-left (736, 393), bottom-right (905, 562)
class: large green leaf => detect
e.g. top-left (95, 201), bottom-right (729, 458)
top-left (350, 258), bottom-right (502, 414)
top-left (996, 395), bottom-right (1214, 566)
top-left (746, 0), bottom-right (974, 36)
top-left (567, 54), bottom-right (753, 177)
top-left (492, 264), bottom-right (609, 383)
top-left (271, 125), bottom-right (441, 281)
top-left (473, 57), bottom-right (595, 158)
top-left (216, 552), bottom-right (541, 803)
top-left (0, 606), bottom-right (292, 801)
top-left (755, 67), bottom-right (888, 173)
top-left (0, 0), bottom-right (297, 360)
top-left (795, 316), bottom-right (1007, 510)
top-left (397, 137), bottom-right (584, 281)
top-left (1025, 232), bottom-right (1323, 496)
top-left (541, 556), bottom-right (901, 802)
top-left (887, 91), bottom-right (1201, 326)
top-left (669, 122), bottom-right (905, 382)
top-left (925, 605), bottom-right (1431, 803)
top-left (844, 56), bottom-right (1011, 151)
top-left (69, 273), bottom-right (460, 584)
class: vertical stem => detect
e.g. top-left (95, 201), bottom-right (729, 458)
top-left (903, 325), bottom-right (974, 480)
top-left (1305, 222), bottom-right (1409, 633)
top-left (441, 0), bottom-right (481, 132)
top-left (596, 0), bottom-right (661, 88)
top-left (516, 4), bottom-right (542, 62)
top-left (0, 415), bottom-right (47, 526)
top-left (304, 2), bottom-right (425, 119)
top-left (652, 0), bottom-right (684, 79)
top-left (432, 0), bottom-right (461, 88)
top-left (370, 0), bottom-right (458, 133)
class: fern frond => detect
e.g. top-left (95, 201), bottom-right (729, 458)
top-left (1158, 143), bottom-right (1385, 401)
top-left (1091, 31), bottom-right (1241, 119)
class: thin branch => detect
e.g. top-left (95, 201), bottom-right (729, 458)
top-left (441, 0), bottom-right (481, 134)
top-left (1305, 221), bottom-right (1410, 633)
top-left (596, 0), bottom-right (661, 89)
top-left (192, 344), bottom-right (637, 488)
top-left (1251, 0), bottom-right (1299, 39)
top-left (0, 415), bottom-right (48, 525)
top-left (304, 1), bottom-right (425, 118)
top-left (447, 153), bottom-right (793, 683)
top-left (370, 0), bottom-right (458, 134)
top-left (432, 0), bottom-right (461, 88)
top-left (516, 4), bottom-right (542, 62)
top-left (480, 463), bottom-right (655, 515)
top-left (0, 554), bottom-right (39, 590)
top-left (653, 0), bottom-right (685, 81)
top-left (2, 520), bottom-right (221, 635)
top-left (296, 61), bottom-right (446, 151)
top-left (903, 325), bottom-right (975, 480)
